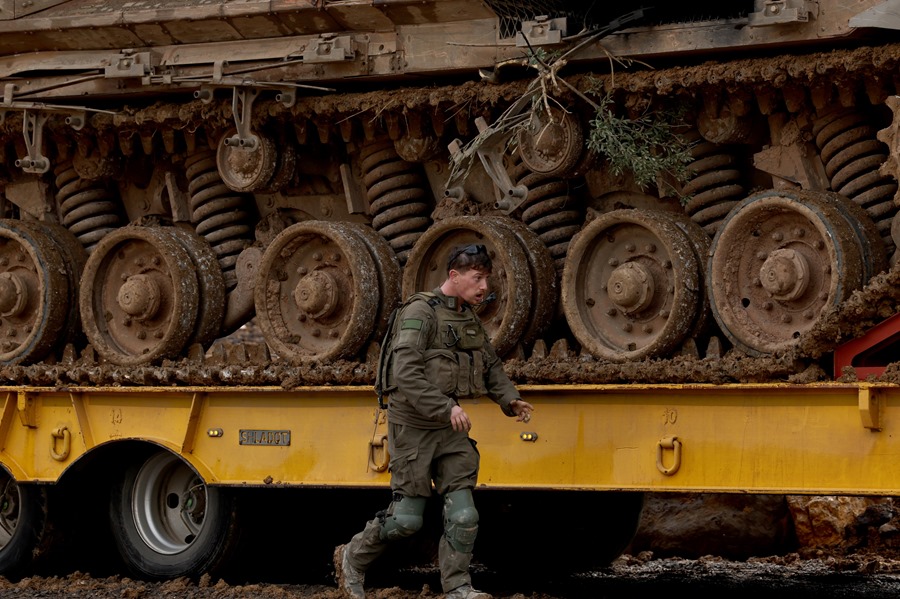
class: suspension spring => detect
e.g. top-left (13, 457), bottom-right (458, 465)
top-left (360, 139), bottom-right (432, 265)
top-left (813, 109), bottom-right (898, 252)
top-left (186, 150), bottom-right (255, 290)
top-left (682, 139), bottom-right (746, 237)
top-left (509, 153), bottom-right (582, 273)
top-left (54, 161), bottom-right (122, 253)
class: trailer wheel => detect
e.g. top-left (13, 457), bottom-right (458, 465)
top-left (0, 473), bottom-right (47, 578)
top-left (110, 450), bottom-right (239, 580)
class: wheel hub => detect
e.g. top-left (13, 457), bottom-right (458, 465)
top-left (759, 248), bottom-right (809, 301)
top-left (0, 273), bottom-right (27, 317)
top-left (293, 270), bottom-right (339, 319)
top-left (607, 262), bottom-right (655, 314)
top-left (117, 274), bottom-right (161, 321)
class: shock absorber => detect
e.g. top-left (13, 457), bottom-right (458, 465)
top-left (359, 139), bottom-right (432, 265)
top-left (508, 153), bottom-right (582, 274)
top-left (185, 150), bottom-right (255, 290)
top-left (813, 109), bottom-right (898, 253)
top-left (681, 138), bottom-right (746, 237)
top-left (54, 161), bottom-right (122, 253)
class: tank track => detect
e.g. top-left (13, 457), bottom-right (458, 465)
top-left (3, 43), bottom-right (900, 385)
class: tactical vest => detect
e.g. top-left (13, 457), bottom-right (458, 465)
top-left (376, 292), bottom-right (489, 406)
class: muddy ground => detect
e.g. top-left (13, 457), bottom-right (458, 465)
top-left (4, 553), bottom-right (900, 599)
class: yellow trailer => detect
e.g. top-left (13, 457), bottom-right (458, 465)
top-left (0, 382), bottom-right (898, 579)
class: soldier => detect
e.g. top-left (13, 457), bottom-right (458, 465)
top-left (334, 243), bottom-right (534, 599)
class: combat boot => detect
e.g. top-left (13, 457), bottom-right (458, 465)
top-left (333, 544), bottom-right (366, 599)
top-left (444, 584), bottom-right (492, 599)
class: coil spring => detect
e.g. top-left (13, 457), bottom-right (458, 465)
top-left (54, 161), bottom-right (122, 253)
top-left (682, 139), bottom-right (746, 237)
top-left (509, 153), bottom-right (582, 273)
top-left (360, 139), bottom-right (432, 265)
top-left (813, 109), bottom-right (898, 253)
top-left (186, 150), bottom-right (255, 290)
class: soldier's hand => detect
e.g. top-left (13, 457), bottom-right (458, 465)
top-left (510, 399), bottom-right (534, 423)
top-left (450, 404), bottom-right (472, 432)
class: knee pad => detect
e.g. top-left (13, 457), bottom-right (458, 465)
top-left (443, 489), bottom-right (479, 553)
top-left (380, 495), bottom-right (426, 542)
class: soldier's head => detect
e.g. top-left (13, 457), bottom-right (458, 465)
top-left (444, 244), bottom-right (492, 306)
top-left (446, 243), bottom-right (492, 275)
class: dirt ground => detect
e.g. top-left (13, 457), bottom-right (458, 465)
top-left (4, 553), bottom-right (900, 599)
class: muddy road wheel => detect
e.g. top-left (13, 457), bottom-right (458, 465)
top-left (402, 217), bottom-right (532, 357)
top-left (80, 227), bottom-right (199, 365)
top-left (167, 226), bottom-right (226, 349)
top-left (110, 450), bottom-right (239, 580)
top-left (561, 209), bottom-right (701, 362)
top-left (255, 220), bottom-right (379, 363)
top-left (0, 473), bottom-right (47, 579)
top-left (0, 220), bottom-right (73, 364)
top-left (344, 223), bottom-right (402, 345)
top-left (708, 189), bottom-right (868, 356)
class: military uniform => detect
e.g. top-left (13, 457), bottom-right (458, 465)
top-left (342, 287), bottom-right (521, 594)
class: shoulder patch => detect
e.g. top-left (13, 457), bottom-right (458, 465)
top-left (401, 318), bottom-right (423, 330)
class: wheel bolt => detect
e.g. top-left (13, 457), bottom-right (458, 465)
top-left (757, 251), bottom-right (767, 260)
top-left (663, 260), bottom-right (672, 269)
top-left (152, 256), bottom-right (161, 266)
top-left (659, 309), bottom-right (669, 318)
top-left (6, 329), bottom-right (14, 338)
top-left (0, 258), bottom-right (7, 267)
top-left (16, 254), bottom-right (23, 262)
top-left (645, 244), bottom-right (656, 253)
top-left (763, 301), bottom-right (773, 311)
top-left (331, 253), bottom-right (341, 262)
top-left (804, 310), bottom-right (815, 320)
top-left (606, 307), bottom-right (617, 316)
top-left (772, 231), bottom-right (783, 242)
top-left (793, 227), bottom-right (805, 238)
top-left (134, 258), bottom-right (145, 267)
top-left (297, 266), bottom-right (308, 275)
top-left (782, 314), bottom-right (792, 323)
top-left (137, 330), bottom-right (146, 340)
top-left (298, 313), bottom-right (306, 322)
top-left (814, 240), bottom-right (824, 250)
top-left (330, 330), bottom-right (339, 338)
top-left (123, 318), bottom-right (132, 327)
top-left (312, 329), bottom-right (321, 337)
top-left (313, 252), bottom-right (323, 261)
top-left (625, 243), bottom-right (635, 252)
top-left (622, 323), bottom-right (632, 332)
top-left (642, 324), bottom-right (653, 333)
top-left (608, 258), bottom-right (619, 267)
top-left (752, 277), bottom-right (761, 287)
top-left (154, 331), bottom-right (163, 339)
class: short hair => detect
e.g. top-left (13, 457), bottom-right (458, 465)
top-left (447, 243), bottom-right (492, 274)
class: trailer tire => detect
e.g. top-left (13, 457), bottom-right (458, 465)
top-left (110, 450), bottom-right (240, 580)
top-left (0, 477), bottom-right (47, 579)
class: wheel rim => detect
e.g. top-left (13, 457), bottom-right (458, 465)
top-left (402, 217), bottom-right (532, 357)
top-left (561, 209), bottom-right (701, 362)
top-left (131, 452), bottom-right (207, 555)
top-left (486, 217), bottom-right (557, 348)
top-left (0, 220), bottom-right (71, 364)
top-left (167, 227), bottom-right (225, 349)
top-left (255, 221), bottom-right (379, 362)
top-left (80, 227), bottom-right (199, 365)
top-left (0, 474), bottom-right (21, 549)
top-left (344, 223), bottom-right (401, 343)
top-left (708, 190), bottom-right (866, 355)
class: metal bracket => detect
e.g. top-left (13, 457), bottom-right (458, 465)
top-left (859, 387), bottom-right (883, 431)
top-left (16, 110), bottom-right (49, 174)
top-left (103, 52), bottom-right (152, 78)
top-left (516, 16), bottom-right (567, 47)
top-left (749, 0), bottom-right (818, 25)
top-left (448, 115), bottom-right (529, 214)
top-left (303, 34), bottom-right (354, 63)
top-left (224, 87), bottom-right (259, 150)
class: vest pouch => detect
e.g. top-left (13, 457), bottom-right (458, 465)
top-left (456, 321), bottom-right (485, 350)
top-left (423, 348), bottom-right (459, 396)
top-left (470, 350), bottom-right (488, 396)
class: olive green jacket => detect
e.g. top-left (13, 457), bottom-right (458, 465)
top-left (385, 288), bottom-right (520, 429)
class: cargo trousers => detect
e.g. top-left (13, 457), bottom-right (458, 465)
top-left (345, 421), bottom-right (480, 593)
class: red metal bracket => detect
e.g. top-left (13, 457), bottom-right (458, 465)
top-left (833, 312), bottom-right (900, 378)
